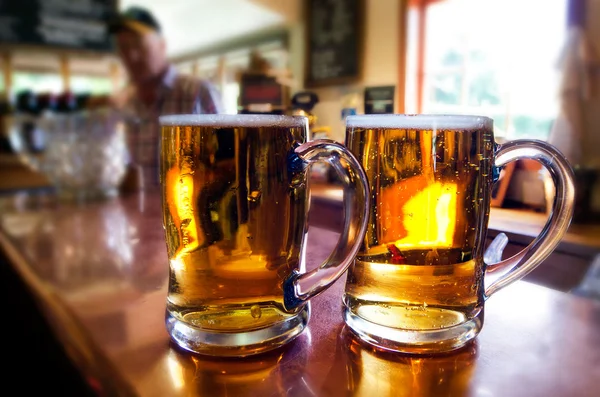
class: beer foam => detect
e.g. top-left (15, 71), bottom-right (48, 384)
top-left (346, 114), bottom-right (493, 130)
top-left (159, 114), bottom-right (308, 128)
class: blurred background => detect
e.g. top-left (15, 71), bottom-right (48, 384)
top-left (0, 3), bottom-right (599, 394)
top-left (0, 0), bottom-right (598, 216)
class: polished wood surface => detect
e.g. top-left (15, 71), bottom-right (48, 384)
top-left (1, 190), bottom-right (599, 397)
top-left (0, 155), bottom-right (52, 192)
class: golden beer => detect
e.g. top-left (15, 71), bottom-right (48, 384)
top-left (344, 115), bottom-right (492, 352)
top-left (343, 114), bottom-right (574, 354)
top-left (345, 124), bottom-right (491, 325)
top-left (160, 115), bottom-right (309, 354)
top-left (343, 330), bottom-right (477, 396)
top-left (160, 114), bottom-right (371, 356)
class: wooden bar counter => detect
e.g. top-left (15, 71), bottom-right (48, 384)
top-left (0, 189), bottom-right (599, 396)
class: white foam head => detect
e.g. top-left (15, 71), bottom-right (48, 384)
top-left (346, 114), bottom-right (493, 130)
top-left (159, 114), bottom-right (308, 128)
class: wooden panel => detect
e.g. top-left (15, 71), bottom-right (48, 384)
top-left (0, 159), bottom-right (51, 192)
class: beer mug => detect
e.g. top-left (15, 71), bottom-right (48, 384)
top-left (343, 114), bottom-right (575, 354)
top-left (159, 114), bottom-right (369, 356)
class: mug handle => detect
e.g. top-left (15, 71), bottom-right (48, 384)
top-left (283, 139), bottom-right (370, 311)
top-left (484, 140), bottom-right (575, 297)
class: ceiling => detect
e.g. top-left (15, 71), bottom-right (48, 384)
top-left (119, 0), bottom-right (287, 58)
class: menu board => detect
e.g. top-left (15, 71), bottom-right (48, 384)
top-left (0, 0), bottom-right (117, 53)
top-left (305, 0), bottom-right (364, 87)
top-left (364, 85), bottom-right (395, 114)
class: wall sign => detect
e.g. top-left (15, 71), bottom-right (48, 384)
top-left (305, 0), bottom-right (365, 87)
top-left (0, 0), bottom-right (117, 53)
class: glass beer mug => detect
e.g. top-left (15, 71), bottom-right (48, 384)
top-left (159, 114), bottom-right (369, 356)
top-left (343, 114), bottom-right (575, 354)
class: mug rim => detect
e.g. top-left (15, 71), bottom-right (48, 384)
top-left (346, 114), bottom-right (493, 130)
top-left (159, 113), bottom-right (308, 128)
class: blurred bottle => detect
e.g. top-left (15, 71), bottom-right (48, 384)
top-left (15, 90), bottom-right (38, 115)
top-left (75, 93), bottom-right (91, 111)
top-left (0, 92), bottom-right (15, 154)
top-left (55, 91), bottom-right (77, 114)
top-left (14, 90), bottom-right (46, 153)
top-left (37, 93), bottom-right (58, 114)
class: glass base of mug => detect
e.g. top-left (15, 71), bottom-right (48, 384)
top-left (166, 303), bottom-right (310, 357)
top-left (343, 305), bottom-right (483, 354)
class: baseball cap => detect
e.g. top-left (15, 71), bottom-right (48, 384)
top-left (109, 6), bottom-right (162, 35)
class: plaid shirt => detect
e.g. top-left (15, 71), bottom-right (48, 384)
top-left (121, 65), bottom-right (223, 186)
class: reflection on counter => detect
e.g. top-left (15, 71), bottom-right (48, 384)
top-left (0, 191), bottom-right (169, 352)
top-left (102, 321), bottom-right (316, 396)
top-left (3, 196), bottom-right (132, 284)
top-left (321, 326), bottom-right (477, 397)
top-left (165, 334), bottom-right (312, 396)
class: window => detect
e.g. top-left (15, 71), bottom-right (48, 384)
top-left (71, 76), bottom-right (113, 95)
top-left (11, 73), bottom-right (114, 96)
top-left (12, 72), bottom-right (63, 94)
top-left (405, 0), bottom-right (567, 140)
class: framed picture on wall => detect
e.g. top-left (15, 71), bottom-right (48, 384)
top-left (364, 85), bottom-right (395, 114)
top-left (304, 0), bottom-right (365, 88)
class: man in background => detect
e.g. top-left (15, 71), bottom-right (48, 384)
top-left (109, 6), bottom-right (223, 187)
